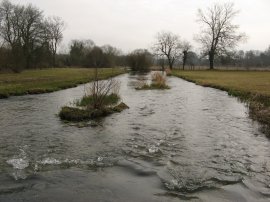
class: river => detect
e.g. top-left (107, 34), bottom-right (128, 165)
top-left (0, 73), bottom-right (269, 202)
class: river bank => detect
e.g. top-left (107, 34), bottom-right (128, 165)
top-left (172, 70), bottom-right (270, 132)
top-left (0, 68), bottom-right (126, 98)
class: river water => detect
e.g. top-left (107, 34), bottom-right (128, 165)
top-left (0, 73), bottom-right (270, 202)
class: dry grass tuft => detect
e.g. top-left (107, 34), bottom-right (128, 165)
top-left (136, 72), bottom-right (170, 90)
top-left (165, 68), bottom-right (172, 76)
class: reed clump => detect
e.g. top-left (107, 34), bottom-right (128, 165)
top-left (136, 72), bottom-right (170, 90)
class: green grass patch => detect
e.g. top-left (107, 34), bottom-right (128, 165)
top-left (77, 93), bottom-right (120, 107)
top-left (0, 68), bottom-right (126, 98)
top-left (172, 70), bottom-right (270, 97)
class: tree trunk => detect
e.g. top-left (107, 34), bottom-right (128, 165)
top-left (53, 54), bottom-right (56, 67)
top-left (53, 43), bottom-right (57, 67)
top-left (182, 60), bottom-right (185, 70)
top-left (53, 51), bottom-right (56, 67)
top-left (26, 53), bottom-right (31, 69)
top-left (161, 59), bottom-right (165, 72)
top-left (168, 59), bottom-right (173, 70)
top-left (209, 50), bottom-right (214, 70)
top-left (169, 62), bottom-right (173, 70)
top-left (182, 51), bottom-right (187, 70)
top-left (166, 55), bottom-right (173, 70)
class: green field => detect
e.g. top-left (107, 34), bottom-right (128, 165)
top-left (0, 68), bottom-right (126, 98)
top-left (172, 70), bottom-right (270, 97)
top-left (172, 70), bottom-right (270, 125)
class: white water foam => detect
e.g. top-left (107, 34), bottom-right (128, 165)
top-left (38, 157), bottom-right (61, 165)
top-left (6, 158), bottom-right (29, 170)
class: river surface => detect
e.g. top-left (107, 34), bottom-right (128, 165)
top-left (0, 73), bottom-right (270, 202)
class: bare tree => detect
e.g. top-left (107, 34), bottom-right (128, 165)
top-left (20, 4), bottom-right (44, 69)
top-left (0, 1), bottom-right (45, 69)
top-left (0, 0), bottom-right (25, 71)
top-left (196, 2), bottom-right (246, 69)
top-left (152, 31), bottom-right (182, 70)
top-left (46, 16), bottom-right (65, 67)
top-left (0, 0), bottom-right (19, 48)
top-left (181, 40), bottom-right (192, 70)
top-left (0, 0), bottom-right (66, 70)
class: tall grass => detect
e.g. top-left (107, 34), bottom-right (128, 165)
top-left (136, 72), bottom-right (170, 90)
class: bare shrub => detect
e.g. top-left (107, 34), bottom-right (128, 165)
top-left (85, 69), bottom-right (121, 109)
top-left (151, 72), bottom-right (166, 86)
top-left (165, 68), bottom-right (172, 76)
top-left (136, 80), bottom-right (148, 89)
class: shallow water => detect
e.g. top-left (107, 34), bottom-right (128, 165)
top-left (0, 73), bottom-right (270, 202)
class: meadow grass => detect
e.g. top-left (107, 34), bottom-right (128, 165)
top-left (0, 67), bottom-right (126, 98)
top-left (172, 70), bottom-right (270, 98)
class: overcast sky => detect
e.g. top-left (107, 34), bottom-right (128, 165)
top-left (12, 0), bottom-right (270, 53)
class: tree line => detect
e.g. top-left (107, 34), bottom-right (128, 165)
top-left (214, 48), bottom-right (270, 68)
top-left (151, 45), bottom-right (270, 70)
top-left (0, 1), bottom-right (269, 72)
top-left (64, 39), bottom-right (153, 70)
top-left (0, 0), bottom-right (65, 72)
top-left (0, 0), bottom-right (151, 72)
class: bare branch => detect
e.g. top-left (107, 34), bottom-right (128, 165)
top-left (152, 31), bottom-right (182, 69)
top-left (195, 2), bottom-right (247, 69)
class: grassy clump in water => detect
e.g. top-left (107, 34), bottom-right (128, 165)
top-left (59, 74), bottom-right (129, 122)
top-left (136, 72), bottom-right (170, 90)
top-left (59, 106), bottom-right (112, 122)
top-left (136, 83), bottom-right (170, 90)
top-left (112, 102), bottom-right (129, 112)
top-left (77, 93), bottom-right (120, 107)
top-left (59, 107), bottom-right (93, 121)
top-left (59, 102), bottom-right (129, 122)
top-left (165, 68), bottom-right (172, 76)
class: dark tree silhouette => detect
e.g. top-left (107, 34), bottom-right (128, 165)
top-left (181, 41), bottom-right (192, 70)
top-left (46, 16), bottom-right (65, 67)
top-left (127, 49), bottom-right (152, 72)
top-left (196, 2), bottom-right (246, 69)
top-left (152, 31), bottom-right (182, 70)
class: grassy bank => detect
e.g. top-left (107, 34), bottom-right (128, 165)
top-left (172, 70), bottom-right (270, 127)
top-left (0, 68), bottom-right (126, 98)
